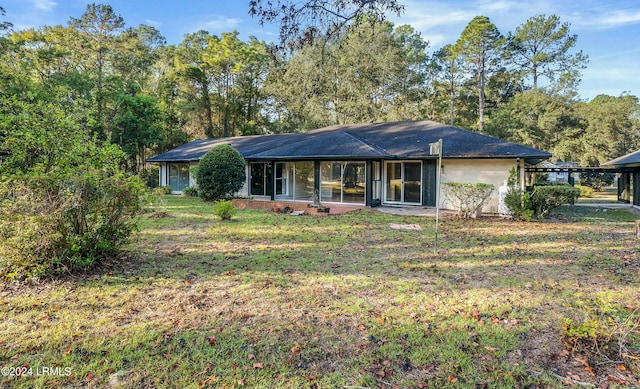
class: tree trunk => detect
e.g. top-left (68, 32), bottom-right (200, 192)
top-left (478, 55), bottom-right (486, 133)
top-left (203, 87), bottom-right (214, 138)
top-left (449, 76), bottom-right (455, 126)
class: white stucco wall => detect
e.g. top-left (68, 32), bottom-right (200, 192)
top-left (439, 158), bottom-right (522, 213)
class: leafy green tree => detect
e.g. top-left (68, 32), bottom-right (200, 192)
top-left (196, 144), bottom-right (246, 200)
top-left (172, 31), bottom-right (270, 138)
top-left (579, 172), bottom-right (616, 190)
top-left (0, 6), bottom-right (12, 52)
top-left (455, 16), bottom-right (506, 133)
top-left (69, 3), bottom-right (125, 138)
top-left (579, 94), bottom-right (640, 165)
top-left (389, 24), bottom-right (430, 121)
top-left (264, 19), bottom-right (430, 127)
top-left (0, 80), bottom-right (143, 280)
top-left (485, 89), bottom-right (582, 154)
top-left (507, 14), bottom-right (588, 91)
top-left (429, 44), bottom-right (466, 125)
top-left (114, 25), bottom-right (166, 94)
top-left (112, 94), bottom-right (163, 172)
top-left (263, 43), bottom-right (334, 130)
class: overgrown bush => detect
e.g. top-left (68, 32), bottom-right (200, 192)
top-left (0, 163), bottom-right (144, 281)
top-left (504, 188), bottom-right (534, 221)
top-left (580, 171), bottom-right (615, 191)
top-left (196, 144), bottom-right (246, 201)
top-left (182, 186), bottom-right (198, 197)
top-left (576, 185), bottom-right (595, 198)
top-left (214, 200), bottom-right (236, 221)
top-left (144, 187), bottom-right (168, 214)
top-left (442, 182), bottom-right (494, 218)
top-left (530, 185), bottom-right (581, 218)
top-left (561, 301), bottom-right (639, 367)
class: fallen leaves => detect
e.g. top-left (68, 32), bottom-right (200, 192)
top-left (290, 342), bottom-right (302, 355)
top-left (84, 372), bottom-right (95, 383)
top-left (205, 336), bottom-right (217, 345)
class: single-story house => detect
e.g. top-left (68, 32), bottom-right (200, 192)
top-left (147, 120), bottom-right (552, 213)
top-left (602, 150), bottom-right (640, 207)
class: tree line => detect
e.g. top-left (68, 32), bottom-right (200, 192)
top-left (1, 3), bottom-right (639, 178)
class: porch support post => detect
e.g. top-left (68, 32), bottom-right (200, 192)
top-left (270, 160), bottom-right (276, 201)
top-left (365, 160), bottom-right (372, 206)
top-left (619, 172), bottom-right (631, 203)
top-left (314, 161), bottom-right (320, 202)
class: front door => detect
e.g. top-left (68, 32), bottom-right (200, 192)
top-left (385, 161), bottom-right (422, 204)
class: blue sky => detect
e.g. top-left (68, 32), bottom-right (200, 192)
top-left (3, 0), bottom-right (640, 101)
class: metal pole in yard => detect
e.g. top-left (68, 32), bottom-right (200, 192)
top-left (430, 139), bottom-right (443, 254)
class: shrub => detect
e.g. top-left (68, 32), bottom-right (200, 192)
top-left (504, 187), bottom-right (534, 221)
top-left (196, 144), bottom-right (246, 201)
top-left (214, 200), bottom-right (236, 221)
top-left (561, 300), bottom-right (639, 366)
top-left (576, 185), bottom-right (595, 198)
top-left (0, 167), bottom-right (144, 281)
top-left (143, 187), bottom-right (168, 214)
top-left (442, 182), bottom-right (495, 218)
top-left (182, 186), bottom-right (198, 197)
top-left (530, 185), bottom-right (581, 218)
top-left (580, 171), bottom-right (615, 191)
top-left (159, 185), bottom-right (172, 194)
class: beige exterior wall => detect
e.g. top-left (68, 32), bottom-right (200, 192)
top-left (440, 158), bottom-right (522, 213)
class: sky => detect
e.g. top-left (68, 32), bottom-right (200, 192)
top-left (3, 0), bottom-right (640, 101)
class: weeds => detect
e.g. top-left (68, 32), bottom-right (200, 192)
top-left (1, 196), bottom-right (638, 388)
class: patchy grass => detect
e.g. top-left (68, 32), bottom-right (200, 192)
top-left (576, 187), bottom-right (619, 204)
top-left (1, 196), bottom-right (639, 388)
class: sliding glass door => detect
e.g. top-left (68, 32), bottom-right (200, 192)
top-left (384, 161), bottom-right (422, 204)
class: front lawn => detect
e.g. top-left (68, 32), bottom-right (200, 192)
top-left (1, 196), bottom-right (638, 388)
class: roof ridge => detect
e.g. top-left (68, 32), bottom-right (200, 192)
top-left (340, 130), bottom-right (391, 157)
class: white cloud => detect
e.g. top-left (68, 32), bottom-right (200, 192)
top-left (391, 0), bottom-right (555, 49)
top-left (144, 19), bottom-right (162, 28)
top-left (31, 0), bottom-right (56, 12)
top-left (588, 10), bottom-right (640, 29)
top-left (194, 15), bottom-right (241, 32)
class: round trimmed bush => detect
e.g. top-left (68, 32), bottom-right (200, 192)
top-left (196, 144), bottom-right (246, 201)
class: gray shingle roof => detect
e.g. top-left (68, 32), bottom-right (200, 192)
top-left (602, 150), bottom-right (640, 168)
top-left (147, 120), bottom-right (552, 163)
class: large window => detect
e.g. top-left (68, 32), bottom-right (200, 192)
top-left (275, 162), bottom-right (291, 199)
top-left (293, 162), bottom-right (314, 201)
top-left (168, 163), bottom-right (190, 192)
top-left (274, 162), bottom-right (315, 201)
top-left (320, 162), bottom-right (366, 204)
top-left (250, 163), bottom-right (272, 197)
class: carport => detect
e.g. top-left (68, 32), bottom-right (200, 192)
top-left (602, 150), bottom-right (640, 207)
top-left (524, 165), bottom-right (635, 205)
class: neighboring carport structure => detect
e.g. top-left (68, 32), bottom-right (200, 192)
top-left (603, 150), bottom-right (640, 207)
top-left (525, 155), bottom-right (639, 205)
